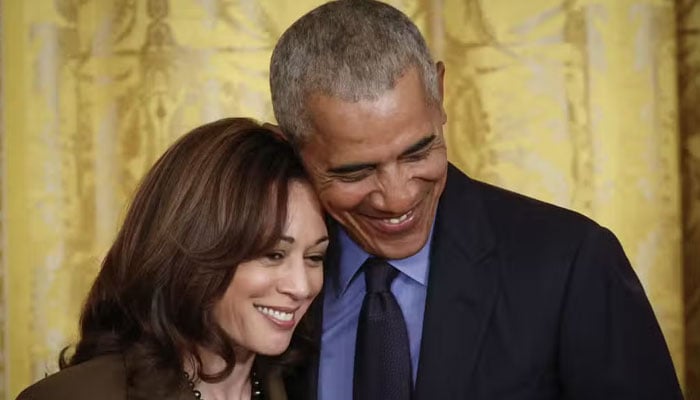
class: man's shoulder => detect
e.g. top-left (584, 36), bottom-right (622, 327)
top-left (16, 354), bottom-right (126, 400)
top-left (445, 166), bottom-right (597, 234)
top-left (478, 180), bottom-right (594, 229)
top-left (441, 166), bottom-right (603, 258)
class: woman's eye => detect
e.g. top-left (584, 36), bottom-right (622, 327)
top-left (306, 254), bottom-right (326, 264)
top-left (266, 251), bottom-right (285, 261)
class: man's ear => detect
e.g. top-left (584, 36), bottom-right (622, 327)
top-left (436, 61), bottom-right (447, 124)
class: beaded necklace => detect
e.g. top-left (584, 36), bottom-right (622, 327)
top-left (185, 369), bottom-right (263, 399)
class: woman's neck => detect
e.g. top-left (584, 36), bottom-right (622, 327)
top-left (187, 347), bottom-right (256, 400)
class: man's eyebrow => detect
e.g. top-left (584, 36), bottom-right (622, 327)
top-left (326, 134), bottom-right (436, 175)
top-left (327, 162), bottom-right (376, 175)
top-left (400, 134), bottom-right (436, 156)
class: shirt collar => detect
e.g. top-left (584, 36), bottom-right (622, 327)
top-left (332, 222), bottom-right (434, 297)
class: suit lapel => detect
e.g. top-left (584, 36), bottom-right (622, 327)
top-left (414, 164), bottom-right (501, 399)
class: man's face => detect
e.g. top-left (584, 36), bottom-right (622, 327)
top-left (300, 66), bottom-right (448, 260)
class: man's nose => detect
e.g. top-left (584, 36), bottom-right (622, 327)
top-left (370, 165), bottom-right (416, 213)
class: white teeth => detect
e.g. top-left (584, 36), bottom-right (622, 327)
top-left (385, 212), bottom-right (410, 225)
top-left (255, 306), bottom-right (293, 322)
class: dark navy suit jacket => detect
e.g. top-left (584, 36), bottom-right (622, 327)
top-left (286, 164), bottom-right (682, 399)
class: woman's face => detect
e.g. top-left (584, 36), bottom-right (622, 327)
top-left (214, 180), bottom-right (328, 355)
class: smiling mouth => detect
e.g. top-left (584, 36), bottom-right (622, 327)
top-left (382, 210), bottom-right (413, 225)
top-left (255, 305), bottom-right (294, 322)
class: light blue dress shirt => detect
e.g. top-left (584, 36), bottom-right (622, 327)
top-left (318, 226), bottom-right (433, 400)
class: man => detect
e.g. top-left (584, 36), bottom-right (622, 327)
top-left (269, 1), bottom-right (683, 399)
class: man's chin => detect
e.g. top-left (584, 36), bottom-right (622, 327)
top-left (344, 218), bottom-right (430, 259)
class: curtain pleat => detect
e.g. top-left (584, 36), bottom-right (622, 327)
top-left (678, 1), bottom-right (700, 399)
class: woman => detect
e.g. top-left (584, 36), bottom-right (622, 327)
top-left (17, 118), bottom-right (328, 400)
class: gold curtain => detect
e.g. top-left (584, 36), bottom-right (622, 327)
top-left (679, 0), bottom-right (700, 396)
top-left (1, 0), bottom-right (697, 399)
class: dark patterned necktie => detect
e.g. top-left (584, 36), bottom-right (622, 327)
top-left (353, 257), bottom-right (413, 400)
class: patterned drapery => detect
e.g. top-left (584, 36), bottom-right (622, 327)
top-left (1, 0), bottom-right (697, 398)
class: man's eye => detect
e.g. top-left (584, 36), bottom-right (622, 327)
top-left (335, 171), bottom-right (370, 183)
top-left (404, 150), bottom-right (430, 162)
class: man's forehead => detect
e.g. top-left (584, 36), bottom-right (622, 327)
top-left (306, 93), bottom-right (388, 125)
top-left (303, 111), bottom-right (433, 148)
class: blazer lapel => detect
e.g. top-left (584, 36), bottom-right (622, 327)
top-left (414, 164), bottom-right (501, 399)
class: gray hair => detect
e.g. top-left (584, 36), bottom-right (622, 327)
top-left (269, 0), bottom-right (438, 147)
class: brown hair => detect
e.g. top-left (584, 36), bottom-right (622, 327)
top-left (61, 118), bottom-right (313, 397)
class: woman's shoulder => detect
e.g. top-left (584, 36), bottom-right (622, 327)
top-left (16, 354), bottom-right (127, 400)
